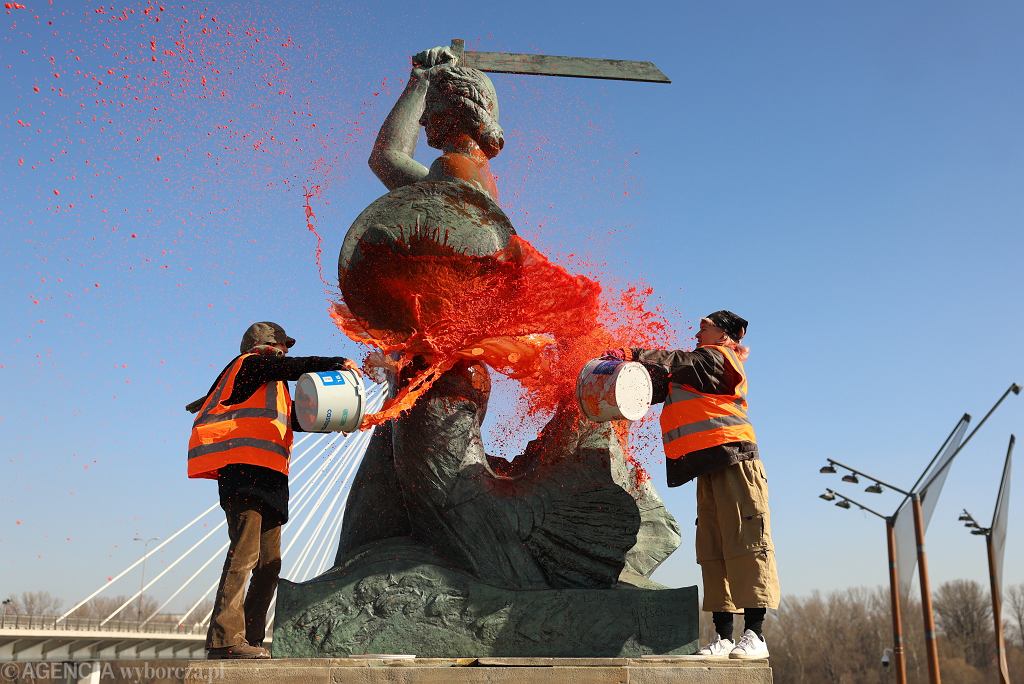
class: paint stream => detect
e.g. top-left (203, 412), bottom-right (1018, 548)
top-left (303, 184), bottom-right (332, 290)
top-left (331, 231), bottom-right (673, 481)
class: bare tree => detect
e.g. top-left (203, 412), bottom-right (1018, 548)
top-left (68, 594), bottom-right (160, 624)
top-left (933, 579), bottom-right (993, 671)
top-left (9, 591), bottom-right (63, 616)
top-left (187, 598), bottom-right (214, 627)
top-left (1006, 583), bottom-right (1024, 649)
top-left (766, 587), bottom-right (895, 684)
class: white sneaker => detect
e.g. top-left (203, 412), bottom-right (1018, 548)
top-left (695, 634), bottom-right (735, 658)
top-left (729, 629), bottom-right (769, 660)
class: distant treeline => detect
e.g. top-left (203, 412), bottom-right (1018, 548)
top-left (2, 591), bottom-right (212, 627)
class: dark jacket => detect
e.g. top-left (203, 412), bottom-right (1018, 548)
top-left (631, 346), bottom-right (759, 486)
top-left (193, 353), bottom-right (351, 523)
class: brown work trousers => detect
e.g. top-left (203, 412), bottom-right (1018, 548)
top-left (696, 458), bottom-right (780, 612)
top-left (206, 502), bottom-right (282, 649)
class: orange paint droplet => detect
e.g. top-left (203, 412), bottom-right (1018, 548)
top-left (130, 233), bottom-right (137, 238)
top-left (94, 282), bottom-right (100, 288)
top-left (32, 85), bottom-right (39, 93)
top-left (155, 155), bottom-right (161, 161)
top-left (16, 119), bottom-right (30, 127)
top-left (15, 519), bottom-right (22, 525)
top-left (52, 188), bottom-right (60, 195)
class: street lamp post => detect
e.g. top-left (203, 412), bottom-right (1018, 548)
top-left (822, 456), bottom-right (945, 684)
top-left (958, 509), bottom-right (1008, 684)
top-left (818, 384), bottom-right (1018, 684)
top-left (910, 492), bottom-right (941, 683)
top-left (958, 433), bottom-right (1014, 684)
top-left (820, 488), bottom-right (908, 684)
top-left (133, 536), bottom-right (159, 625)
top-left (1, 598), bottom-right (12, 629)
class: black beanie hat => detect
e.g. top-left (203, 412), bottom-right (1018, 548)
top-left (705, 310), bottom-right (748, 341)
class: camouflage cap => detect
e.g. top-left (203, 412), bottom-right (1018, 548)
top-left (240, 321), bottom-right (296, 353)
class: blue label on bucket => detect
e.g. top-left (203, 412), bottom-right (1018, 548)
top-left (317, 371), bottom-right (346, 385)
top-left (591, 360), bottom-right (619, 376)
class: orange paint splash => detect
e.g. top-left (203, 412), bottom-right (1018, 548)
top-left (332, 233), bottom-right (672, 443)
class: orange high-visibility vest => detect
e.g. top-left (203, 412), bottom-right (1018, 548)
top-left (187, 353), bottom-right (293, 479)
top-left (660, 345), bottom-right (756, 460)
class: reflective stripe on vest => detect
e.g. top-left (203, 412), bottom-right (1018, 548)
top-left (187, 354), bottom-right (293, 480)
top-left (660, 345), bottom-right (756, 460)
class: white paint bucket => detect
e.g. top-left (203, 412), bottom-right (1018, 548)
top-left (294, 369), bottom-right (366, 433)
top-left (576, 358), bottom-right (653, 422)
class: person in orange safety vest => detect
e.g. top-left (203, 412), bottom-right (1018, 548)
top-left (186, 321), bottom-right (359, 660)
top-left (610, 310), bottom-right (779, 661)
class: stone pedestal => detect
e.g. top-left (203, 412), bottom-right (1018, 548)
top-left (184, 657), bottom-right (772, 684)
top-left (272, 539), bottom-right (699, 658)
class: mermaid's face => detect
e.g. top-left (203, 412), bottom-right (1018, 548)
top-left (420, 101), bottom-right (463, 150)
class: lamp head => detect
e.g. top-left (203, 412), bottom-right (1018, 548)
top-left (835, 500), bottom-right (852, 509)
top-left (865, 482), bottom-right (883, 494)
top-left (819, 490), bottom-right (836, 502)
top-left (819, 464), bottom-right (837, 474)
top-left (841, 473), bottom-right (860, 484)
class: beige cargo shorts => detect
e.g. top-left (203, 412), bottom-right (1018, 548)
top-left (695, 458), bottom-right (780, 612)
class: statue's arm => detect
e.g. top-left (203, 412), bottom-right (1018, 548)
top-left (368, 47), bottom-right (457, 190)
top-left (368, 71), bottom-right (430, 190)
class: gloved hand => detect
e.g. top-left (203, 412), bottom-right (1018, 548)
top-left (331, 357), bottom-right (363, 376)
top-left (601, 348), bottom-right (627, 361)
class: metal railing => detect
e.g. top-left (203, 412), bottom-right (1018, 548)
top-left (0, 614), bottom-right (205, 635)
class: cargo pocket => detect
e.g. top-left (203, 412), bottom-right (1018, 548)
top-left (738, 501), bottom-right (768, 554)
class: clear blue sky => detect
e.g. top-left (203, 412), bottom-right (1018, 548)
top-left (2, 1), bottom-right (1022, 610)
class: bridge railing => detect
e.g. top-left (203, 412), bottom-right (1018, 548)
top-left (0, 614), bottom-right (206, 635)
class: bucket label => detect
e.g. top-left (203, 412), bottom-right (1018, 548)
top-left (591, 360), bottom-right (619, 376)
top-left (317, 371), bottom-right (346, 385)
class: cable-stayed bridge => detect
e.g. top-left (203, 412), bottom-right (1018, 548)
top-left (0, 384), bottom-right (387, 662)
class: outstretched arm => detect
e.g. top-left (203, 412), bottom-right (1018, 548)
top-left (368, 46), bottom-right (456, 190)
top-left (629, 347), bottom-right (725, 404)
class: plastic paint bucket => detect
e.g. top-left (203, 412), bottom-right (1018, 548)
top-left (576, 358), bottom-right (653, 422)
top-left (294, 369), bottom-right (366, 433)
